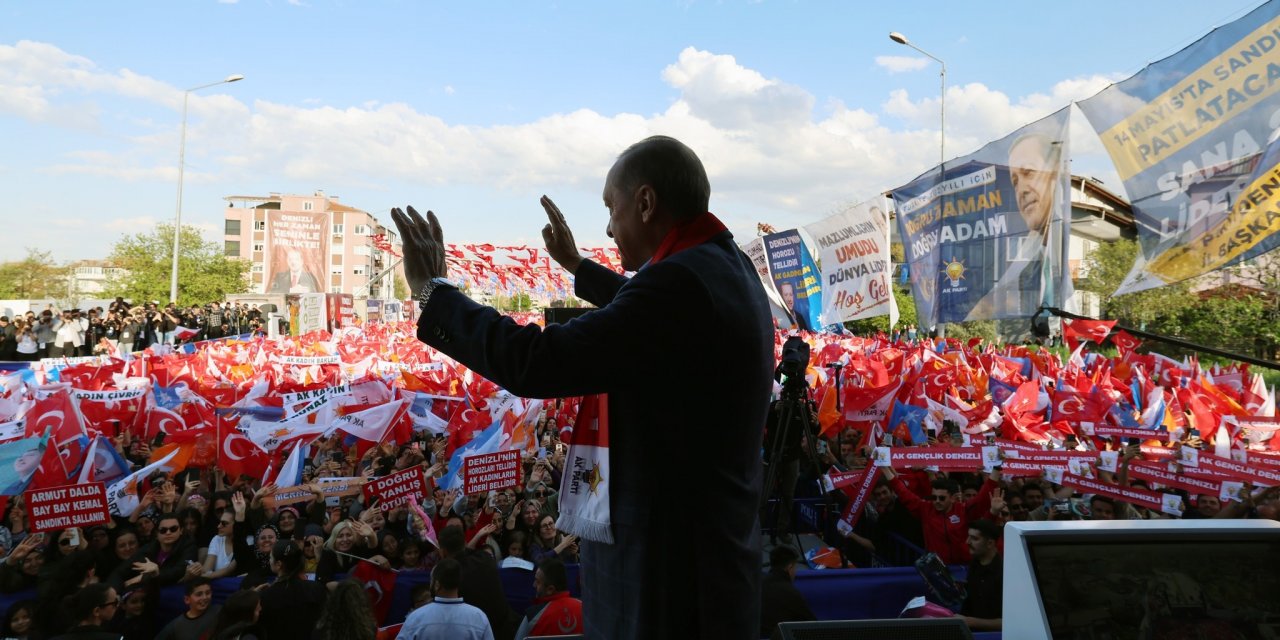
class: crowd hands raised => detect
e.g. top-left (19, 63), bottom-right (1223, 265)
top-left (0, 414), bottom-right (583, 640)
top-left (0, 297), bottom-right (271, 362)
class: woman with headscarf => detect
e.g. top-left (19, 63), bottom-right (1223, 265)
top-left (237, 523), bottom-right (279, 589)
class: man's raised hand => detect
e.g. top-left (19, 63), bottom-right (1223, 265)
top-left (540, 196), bottom-right (583, 274)
top-left (390, 205), bottom-right (448, 294)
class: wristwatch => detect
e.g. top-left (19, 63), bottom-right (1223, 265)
top-left (414, 277), bottom-right (456, 311)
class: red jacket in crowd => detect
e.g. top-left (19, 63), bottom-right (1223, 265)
top-left (890, 475), bottom-right (996, 565)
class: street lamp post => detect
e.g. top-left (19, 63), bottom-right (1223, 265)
top-left (890, 32), bottom-right (947, 337)
top-left (169, 74), bottom-right (244, 304)
top-left (889, 32), bottom-right (945, 174)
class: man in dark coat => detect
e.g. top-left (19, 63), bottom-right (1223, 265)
top-left (393, 135), bottom-right (774, 639)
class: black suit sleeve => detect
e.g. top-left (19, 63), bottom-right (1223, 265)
top-left (573, 259), bottom-right (628, 308)
top-left (417, 258), bottom-right (707, 399)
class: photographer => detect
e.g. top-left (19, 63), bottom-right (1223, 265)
top-left (206, 302), bottom-right (225, 339)
top-left (48, 308), bottom-right (86, 358)
top-left (157, 303), bottom-right (179, 345)
top-left (34, 309), bottom-right (55, 358)
top-left (85, 309), bottom-right (104, 356)
top-left (119, 309), bottom-right (143, 354)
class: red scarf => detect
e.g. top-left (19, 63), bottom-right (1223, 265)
top-left (649, 212), bottom-right (728, 264)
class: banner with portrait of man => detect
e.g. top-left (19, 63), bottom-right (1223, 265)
top-left (1078, 0), bottom-right (1280, 294)
top-left (802, 196), bottom-right (898, 326)
top-left (762, 229), bottom-right (824, 332)
top-left (891, 108), bottom-right (1072, 328)
top-left (266, 211), bottom-right (329, 295)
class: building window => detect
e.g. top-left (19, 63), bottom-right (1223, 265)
top-left (252, 243), bottom-right (263, 252)
top-left (353, 266), bottom-right (366, 276)
top-left (354, 246), bottom-right (370, 256)
top-left (252, 264), bottom-right (263, 273)
top-left (303, 202), bottom-right (313, 211)
top-left (353, 224), bottom-right (369, 235)
top-left (331, 287), bottom-right (342, 294)
top-left (333, 224), bottom-right (344, 235)
top-left (331, 267), bottom-right (344, 275)
top-left (224, 241), bottom-right (240, 256)
top-left (225, 219), bottom-right (241, 236)
top-left (254, 220), bottom-right (266, 231)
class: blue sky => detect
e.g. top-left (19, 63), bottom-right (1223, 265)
top-left (0, 0), bottom-right (1267, 263)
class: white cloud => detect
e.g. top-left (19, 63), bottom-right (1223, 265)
top-left (874, 55), bottom-right (930, 74)
top-left (218, 0), bottom-right (239, 4)
top-left (3, 41), bottom-right (1133, 254)
top-left (444, 85), bottom-right (455, 95)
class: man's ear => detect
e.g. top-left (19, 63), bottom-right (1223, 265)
top-left (636, 184), bottom-right (658, 223)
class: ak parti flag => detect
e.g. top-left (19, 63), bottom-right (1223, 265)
top-left (816, 383), bottom-right (842, 436)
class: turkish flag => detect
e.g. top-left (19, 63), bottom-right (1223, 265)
top-left (58, 361), bottom-right (124, 390)
top-left (921, 364), bottom-right (958, 399)
top-left (1063, 319), bottom-right (1116, 351)
top-left (218, 420), bottom-right (270, 480)
top-left (351, 559), bottom-right (399, 623)
top-left (445, 407), bottom-right (494, 459)
top-left (1050, 389), bottom-right (1109, 423)
top-left (1003, 381), bottom-right (1044, 419)
top-left (1110, 329), bottom-right (1141, 357)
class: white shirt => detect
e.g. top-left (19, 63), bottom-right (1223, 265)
top-left (52, 317), bottom-right (86, 347)
top-left (206, 534), bottom-right (235, 572)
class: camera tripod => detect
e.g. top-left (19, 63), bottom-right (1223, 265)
top-left (760, 373), bottom-right (848, 568)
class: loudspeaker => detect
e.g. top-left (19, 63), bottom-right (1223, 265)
top-left (776, 618), bottom-right (973, 640)
top-left (258, 303), bottom-right (277, 313)
top-left (543, 307), bottom-right (593, 325)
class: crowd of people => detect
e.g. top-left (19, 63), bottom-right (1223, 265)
top-left (0, 411), bottom-right (589, 640)
top-left (0, 298), bottom-right (272, 362)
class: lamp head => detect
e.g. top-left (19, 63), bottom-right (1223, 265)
top-left (889, 32), bottom-right (909, 45)
top-left (224, 74), bottom-right (245, 83)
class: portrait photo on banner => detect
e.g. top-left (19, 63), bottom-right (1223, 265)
top-left (891, 107), bottom-right (1073, 328)
top-left (266, 210), bottom-right (329, 295)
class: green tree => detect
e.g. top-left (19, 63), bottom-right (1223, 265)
top-left (0, 248), bottom-right (70, 299)
top-left (1077, 238), bottom-right (1195, 332)
top-left (393, 274), bottom-right (410, 300)
top-left (106, 223), bottom-right (250, 307)
top-left (491, 292), bottom-right (534, 313)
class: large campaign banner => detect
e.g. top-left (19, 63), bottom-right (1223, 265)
top-left (803, 196), bottom-right (898, 326)
top-left (266, 210), bottom-right (329, 295)
top-left (762, 230), bottom-right (823, 331)
top-left (740, 237), bottom-right (795, 330)
top-left (891, 108), bottom-right (1072, 327)
top-left (1078, 1), bottom-right (1280, 294)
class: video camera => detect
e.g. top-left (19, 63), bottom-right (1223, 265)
top-left (775, 336), bottom-right (811, 393)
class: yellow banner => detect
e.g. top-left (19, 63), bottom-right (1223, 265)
top-left (1100, 16), bottom-right (1280, 181)
top-left (1146, 165), bottom-right (1280, 280)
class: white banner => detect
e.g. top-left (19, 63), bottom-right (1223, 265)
top-left (803, 197), bottom-right (898, 326)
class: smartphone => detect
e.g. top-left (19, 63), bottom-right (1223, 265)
top-left (817, 440), bottom-right (829, 455)
top-left (66, 530), bottom-right (79, 547)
